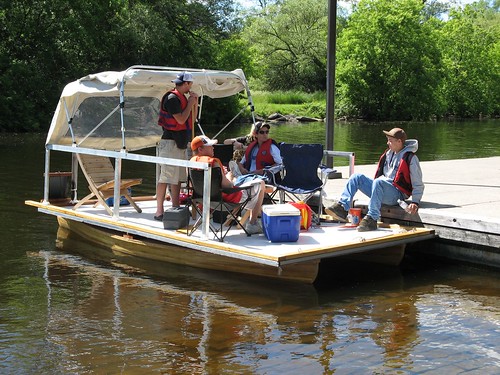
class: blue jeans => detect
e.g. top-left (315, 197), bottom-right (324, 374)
top-left (338, 173), bottom-right (405, 220)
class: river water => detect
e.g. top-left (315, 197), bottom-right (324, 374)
top-left (1, 121), bottom-right (499, 374)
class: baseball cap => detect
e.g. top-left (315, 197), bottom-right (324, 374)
top-left (383, 127), bottom-right (407, 142)
top-left (191, 135), bottom-right (218, 150)
top-left (172, 71), bottom-right (194, 84)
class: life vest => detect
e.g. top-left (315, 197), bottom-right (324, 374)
top-left (190, 155), bottom-right (223, 169)
top-left (190, 155), bottom-right (242, 203)
top-left (243, 139), bottom-right (277, 171)
top-left (158, 89), bottom-right (191, 132)
top-left (375, 150), bottom-right (414, 196)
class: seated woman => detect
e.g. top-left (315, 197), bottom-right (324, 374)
top-left (236, 122), bottom-right (282, 181)
top-left (190, 135), bottom-right (265, 235)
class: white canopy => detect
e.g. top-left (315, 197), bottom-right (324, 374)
top-left (46, 66), bottom-right (250, 151)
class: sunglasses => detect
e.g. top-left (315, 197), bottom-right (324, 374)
top-left (258, 130), bottom-right (269, 134)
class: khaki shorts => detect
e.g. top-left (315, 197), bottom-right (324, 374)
top-left (239, 179), bottom-right (263, 210)
top-left (158, 139), bottom-right (187, 184)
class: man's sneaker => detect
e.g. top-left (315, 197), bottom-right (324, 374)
top-left (325, 203), bottom-right (348, 222)
top-left (245, 221), bottom-right (262, 235)
top-left (357, 215), bottom-right (378, 232)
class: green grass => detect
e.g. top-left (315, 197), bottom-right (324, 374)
top-left (243, 90), bottom-right (327, 119)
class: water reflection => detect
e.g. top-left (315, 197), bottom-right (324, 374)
top-left (18, 240), bottom-right (499, 374)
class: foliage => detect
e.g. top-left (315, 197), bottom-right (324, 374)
top-left (1, 0), bottom-right (499, 132)
top-left (242, 0), bottom-right (329, 91)
top-left (437, 1), bottom-right (500, 117)
top-left (0, 0), bottom-right (247, 132)
top-left (336, 0), bottom-right (443, 121)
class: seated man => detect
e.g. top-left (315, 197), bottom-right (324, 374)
top-left (325, 127), bottom-right (424, 232)
top-left (190, 135), bottom-right (265, 235)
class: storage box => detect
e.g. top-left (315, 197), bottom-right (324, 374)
top-left (163, 206), bottom-right (190, 230)
top-left (261, 204), bottom-right (301, 242)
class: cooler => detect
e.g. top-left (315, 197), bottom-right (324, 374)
top-left (261, 204), bottom-right (301, 242)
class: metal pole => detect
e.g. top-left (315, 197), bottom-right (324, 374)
top-left (325, 0), bottom-right (337, 167)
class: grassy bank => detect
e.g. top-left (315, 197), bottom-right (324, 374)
top-left (243, 90), bottom-right (327, 119)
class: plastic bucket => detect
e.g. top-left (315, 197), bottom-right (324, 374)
top-left (348, 208), bottom-right (362, 226)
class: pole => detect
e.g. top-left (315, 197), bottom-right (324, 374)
top-left (325, 0), bottom-right (337, 168)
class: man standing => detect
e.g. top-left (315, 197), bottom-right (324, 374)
top-left (155, 71), bottom-right (198, 221)
top-left (325, 127), bottom-right (424, 231)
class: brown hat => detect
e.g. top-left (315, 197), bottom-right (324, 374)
top-left (383, 128), bottom-right (407, 142)
top-left (191, 135), bottom-right (217, 150)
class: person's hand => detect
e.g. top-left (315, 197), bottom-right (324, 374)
top-left (407, 203), bottom-right (419, 214)
top-left (188, 91), bottom-right (198, 100)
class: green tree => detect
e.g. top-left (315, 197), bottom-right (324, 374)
top-left (0, 0), bottom-right (247, 132)
top-left (437, 1), bottom-right (500, 117)
top-left (242, 0), bottom-right (329, 91)
top-left (336, 0), bottom-right (443, 121)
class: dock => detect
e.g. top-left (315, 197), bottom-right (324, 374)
top-left (324, 156), bottom-right (500, 269)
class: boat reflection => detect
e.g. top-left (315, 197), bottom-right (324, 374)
top-left (27, 227), bottom-right (499, 374)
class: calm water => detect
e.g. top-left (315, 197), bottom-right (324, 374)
top-left (1, 121), bottom-right (500, 374)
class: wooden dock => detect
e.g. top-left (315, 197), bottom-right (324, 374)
top-left (324, 156), bottom-right (500, 269)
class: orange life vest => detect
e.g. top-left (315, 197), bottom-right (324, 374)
top-left (158, 89), bottom-right (191, 132)
top-left (190, 155), bottom-right (242, 203)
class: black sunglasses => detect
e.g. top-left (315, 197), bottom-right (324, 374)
top-left (258, 130), bottom-right (269, 134)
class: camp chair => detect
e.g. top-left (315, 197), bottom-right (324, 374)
top-left (188, 167), bottom-right (253, 241)
top-left (269, 143), bottom-right (332, 222)
top-left (213, 144), bottom-right (234, 167)
top-left (73, 154), bottom-right (143, 215)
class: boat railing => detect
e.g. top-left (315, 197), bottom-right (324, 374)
top-left (44, 144), bottom-right (214, 239)
top-left (324, 150), bottom-right (355, 176)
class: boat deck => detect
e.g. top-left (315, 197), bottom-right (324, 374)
top-left (26, 199), bottom-right (435, 269)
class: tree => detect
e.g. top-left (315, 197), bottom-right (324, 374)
top-left (0, 0), bottom-right (248, 132)
top-left (437, 1), bottom-right (500, 117)
top-left (336, 0), bottom-right (443, 121)
top-left (242, 0), bottom-right (329, 91)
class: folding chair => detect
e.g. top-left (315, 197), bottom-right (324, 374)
top-left (73, 154), bottom-right (143, 215)
top-left (213, 144), bottom-right (234, 167)
top-left (269, 143), bottom-right (332, 222)
top-left (188, 167), bottom-right (253, 241)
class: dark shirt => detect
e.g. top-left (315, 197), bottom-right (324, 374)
top-left (161, 93), bottom-right (189, 149)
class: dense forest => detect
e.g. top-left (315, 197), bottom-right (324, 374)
top-left (1, 0), bottom-right (498, 132)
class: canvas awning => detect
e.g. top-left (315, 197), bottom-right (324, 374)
top-left (46, 66), bottom-right (250, 151)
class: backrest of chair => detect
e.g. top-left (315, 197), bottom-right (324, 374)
top-left (213, 144), bottom-right (234, 167)
top-left (280, 143), bottom-right (324, 189)
top-left (189, 167), bottom-right (223, 200)
top-left (77, 154), bottom-right (116, 186)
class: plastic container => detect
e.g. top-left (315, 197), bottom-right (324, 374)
top-left (397, 199), bottom-right (409, 211)
top-left (261, 204), bottom-right (301, 242)
top-left (163, 206), bottom-right (190, 230)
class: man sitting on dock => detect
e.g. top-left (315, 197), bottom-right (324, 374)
top-left (190, 135), bottom-right (265, 235)
top-left (325, 127), bottom-right (424, 232)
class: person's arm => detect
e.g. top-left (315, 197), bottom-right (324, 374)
top-left (224, 137), bottom-right (244, 150)
top-left (172, 92), bottom-right (198, 125)
top-left (408, 155), bottom-right (424, 213)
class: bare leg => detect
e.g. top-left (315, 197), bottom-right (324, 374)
top-left (155, 182), bottom-right (168, 216)
top-left (170, 183), bottom-right (181, 207)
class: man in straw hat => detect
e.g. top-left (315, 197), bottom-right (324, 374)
top-left (325, 127), bottom-right (424, 231)
top-left (155, 71), bottom-right (198, 221)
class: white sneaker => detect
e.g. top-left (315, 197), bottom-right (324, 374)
top-left (245, 221), bottom-right (262, 235)
top-left (229, 160), bottom-right (242, 179)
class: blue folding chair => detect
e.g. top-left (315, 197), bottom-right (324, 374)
top-left (269, 143), bottom-right (332, 223)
